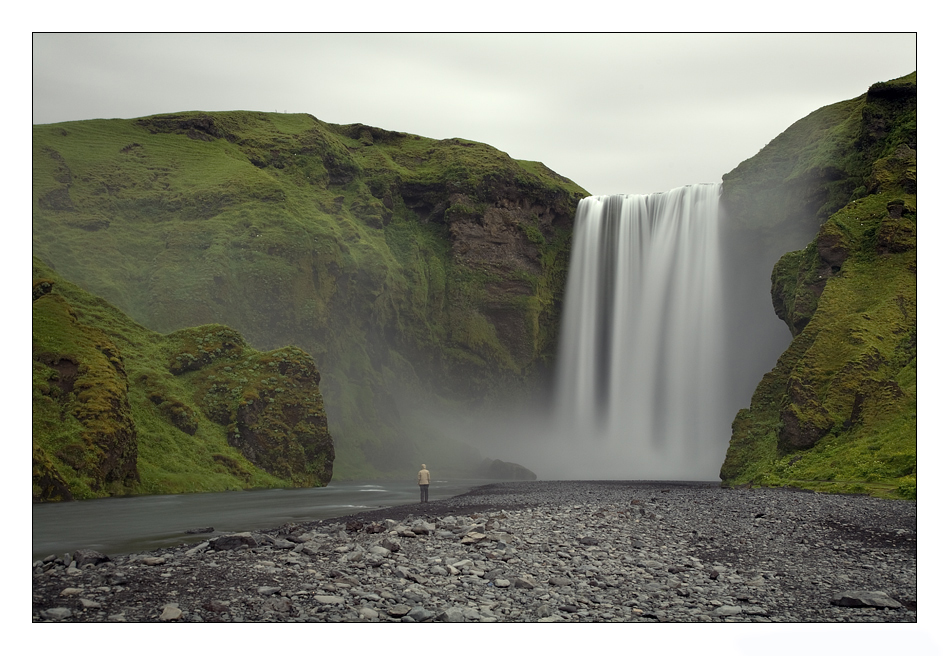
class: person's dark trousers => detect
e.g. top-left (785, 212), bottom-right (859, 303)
top-left (420, 485), bottom-right (429, 503)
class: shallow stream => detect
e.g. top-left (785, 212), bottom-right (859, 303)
top-left (32, 479), bottom-right (491, 561)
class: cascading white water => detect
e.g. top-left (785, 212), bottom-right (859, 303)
top-left (552, 183), bottom-right (728, 480)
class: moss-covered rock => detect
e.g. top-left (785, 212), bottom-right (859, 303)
top-left (720, 73), bottom-right (916, 499)
top-left (32, 258), bottom-right (333, 500)
top-left (32, 111), bottom-right (588, 478)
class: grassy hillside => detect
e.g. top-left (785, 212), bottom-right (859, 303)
top-left (719, 73), bottom-right (916, 499)
top-left (33, 258), bottom-right (333, 501)
top-left (32, 112), bottom-right (588, 479)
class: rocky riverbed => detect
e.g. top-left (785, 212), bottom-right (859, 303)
top-left (32, 481), bottom-right (916, 622)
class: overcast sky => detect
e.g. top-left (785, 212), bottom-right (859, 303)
top-left (32, 33), bottom-right (916, 196)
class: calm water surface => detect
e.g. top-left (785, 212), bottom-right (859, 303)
top-left (33, 479), bottom-right (491, 562)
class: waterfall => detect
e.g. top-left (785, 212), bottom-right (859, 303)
top-left (552, 183), bottom-right (728, 480)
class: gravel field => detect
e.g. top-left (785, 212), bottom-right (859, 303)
top-left (32, 480), bottom-right (916, 623)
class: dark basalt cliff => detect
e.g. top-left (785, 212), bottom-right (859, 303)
top-left (33, 258), bottom-right (333, 501)
top-left (32, 112), bottom-right (588, 480)
top-left (719, 73), bottom-right (916, 499)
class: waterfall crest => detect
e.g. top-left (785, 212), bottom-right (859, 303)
top-left (552, 183), bottom-right (728, 480)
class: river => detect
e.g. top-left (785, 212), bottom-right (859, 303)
top-left (32, 479), bottom-right (492, 562)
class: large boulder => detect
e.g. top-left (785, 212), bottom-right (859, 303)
top-left (479, 458), bottom-right (537, 481)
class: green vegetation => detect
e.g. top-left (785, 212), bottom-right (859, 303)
top-left (32, 258), bottom-right (333, 501)
top-left (720, 73), bottom-right (916, 499)
top-left (33, 111), bottom-right (588, 481)
top-left (721, 72), bottom-right (916, 250)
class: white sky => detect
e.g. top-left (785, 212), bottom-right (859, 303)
top-left (32, 33), bottom-right (917, 196)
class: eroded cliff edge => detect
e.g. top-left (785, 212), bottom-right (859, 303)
top-left (33, 258), bottom-right (333, 501)
top-left (719, 73), bottom-right (916, 498)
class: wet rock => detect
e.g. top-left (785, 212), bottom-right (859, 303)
top-left (212, 532), bottom-right (258, 551)
top-left (73, 549), bottom-right (110, 568)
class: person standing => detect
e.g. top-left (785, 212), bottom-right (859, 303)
top-left (417, 464), bottom-right (431, 503)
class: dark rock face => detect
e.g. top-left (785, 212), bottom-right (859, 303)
top-left (877, 199), bottom-right (917, 255)
top-left (479, 458), bottom-right (537, 481)
top-left (778, 384), bottom-right (834, 450)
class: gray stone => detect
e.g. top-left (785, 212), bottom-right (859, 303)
top-left (212, 532), bottom-right (258, 551)
top-left (359, 607), bottom-right (379, 620)
top-left (73, 549), bottom-right (111, 568)
top-left (258, 586), bottom-right (281, 596)
top-left (830, 591), bottom-right (903, 609)
top-left (184, 541), bottom-right (210, 557)
top-left (437, 607), bottom-right (466, 622)
top-left (160, 604), bottom-right (182, 621)
top-left (264, 597), bottom-right (293, 613)
top-left (461, 607), bottom-right (481, 620)
top-left (713, 605), bottom-right (742, 617)
top-left (313, 595), bottom-right (345, 605)
top-left (408, 606), bottom-right (435, 621)
top-left (388, 604), bottom-right (412, 617)
top-left (40, 607), bottom-right (73, 620)
top-left (412, 521), bottom-right (436, 535)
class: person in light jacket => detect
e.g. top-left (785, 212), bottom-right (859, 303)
top-left (417, 464), bottom-right (431, 503)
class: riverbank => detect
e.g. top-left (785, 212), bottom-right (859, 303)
top-left (32, 481), bottom-right (916, 622)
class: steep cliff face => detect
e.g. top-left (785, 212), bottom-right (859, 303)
top-left (32, 112), bottom-right (588, 478)
top-left (719, 73), bottom-right (916, 498)
top-left (32, 258), bottom-right (333, 501)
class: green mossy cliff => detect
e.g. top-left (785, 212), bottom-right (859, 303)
top-left (719, 73), bottom-right (916, 499)
top-left (32, 112), bottom-right (588, 479)
top-left (33, 258), bottom-right (333, 501)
